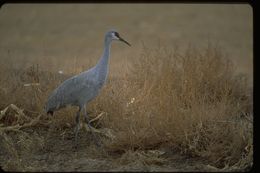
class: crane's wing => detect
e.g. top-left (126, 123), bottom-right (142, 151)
top-left (45, 69), bottom-right (99, 112)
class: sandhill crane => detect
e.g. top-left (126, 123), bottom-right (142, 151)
top-left (45, 30), bottom-right (131, 146)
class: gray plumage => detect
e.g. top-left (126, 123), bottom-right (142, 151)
top-left (45, 30), bottom-right (130, 145)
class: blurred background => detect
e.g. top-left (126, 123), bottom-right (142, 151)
top-left (0, 4), bottom-right (253, 85)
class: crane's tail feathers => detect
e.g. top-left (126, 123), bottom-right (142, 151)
top-left (47, 111), bottom-right (54, 116)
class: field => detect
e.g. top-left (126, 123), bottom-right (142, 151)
top-left (0, 4), bottom-right (253, 171)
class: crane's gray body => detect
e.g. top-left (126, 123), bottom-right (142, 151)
top-left (44, 30), bottom-right (130, 146)
top-left (45, 31), bottom-right (112, 113)
top-left (45, 61), bottom-right (108, 112)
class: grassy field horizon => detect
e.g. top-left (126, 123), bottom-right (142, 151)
top-left (0, 4), bottom-right (253, 82)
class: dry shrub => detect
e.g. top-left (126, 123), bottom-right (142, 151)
top-left (0, 104), bottom-right (45, 171)
top-left (98, 43), bottom-right (253, 169)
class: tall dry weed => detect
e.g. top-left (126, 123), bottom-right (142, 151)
top-left (98, 43), bottom-right (252, 169)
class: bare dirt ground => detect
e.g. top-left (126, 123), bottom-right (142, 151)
top-left (0, 126), bottom-right (218, 172)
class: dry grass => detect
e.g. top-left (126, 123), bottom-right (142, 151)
top-left (93, 43), bottom-right (253, 170)
top-left (0, 43), bottom-right (253, 171)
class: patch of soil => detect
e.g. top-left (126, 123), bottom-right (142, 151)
top-left (0, 126), bottom-right (217, 172)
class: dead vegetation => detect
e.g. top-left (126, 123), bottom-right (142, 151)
top-left (0, 44), bottom-right (253, 171)
top-left (92, 43), bottom-right (253, 170)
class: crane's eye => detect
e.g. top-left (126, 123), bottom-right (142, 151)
top-left (114, 32), bottom-right (119, 38)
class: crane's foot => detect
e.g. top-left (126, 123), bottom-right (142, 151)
top-left (83, 123), bottom-right (103, 147)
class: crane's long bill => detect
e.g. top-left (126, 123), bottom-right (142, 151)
top-left (119, 36), bottom-right (131, 46)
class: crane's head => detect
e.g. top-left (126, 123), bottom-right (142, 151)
top-left (106, 30), bottom-right (131, 46)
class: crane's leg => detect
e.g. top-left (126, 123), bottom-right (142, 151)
top-left (74, 107), bottom-right (81, 147)
top-left (83, 105), bottom-right (101, 147)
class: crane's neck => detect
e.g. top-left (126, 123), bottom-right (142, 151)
top-left (95, 37), bottom-right (112, 81)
